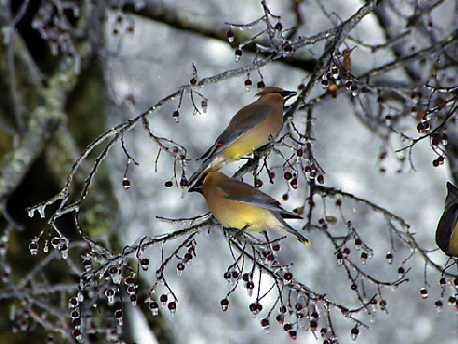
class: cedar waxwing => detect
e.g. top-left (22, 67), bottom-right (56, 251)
top-left (435, 182), bottom-right (458, 257)
top-left (189, 87), bottom-right (296, 186)
top-left (189, 171), bottom-right (310, 245)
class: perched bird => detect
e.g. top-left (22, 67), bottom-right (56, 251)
top-left (189, 87), bottom-right (296, 186)
top-left (189, 171), bottom-right (310, 245)
top-left (435, 182), bottom-right (458, 257)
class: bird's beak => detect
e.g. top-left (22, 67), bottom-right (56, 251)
top-left (281, 90), bottom-right (297, 101)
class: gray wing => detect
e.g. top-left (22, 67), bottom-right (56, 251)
top-left (217, 103), bottom-right (271, 145)
top-left (200, 103), bottom-right (271, 160)
top-left (218, 178), bottom-right (301, 219)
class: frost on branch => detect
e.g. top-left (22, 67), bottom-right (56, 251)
top-left (0, 0), bottom-right (457, 343)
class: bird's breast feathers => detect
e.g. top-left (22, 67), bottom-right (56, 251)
top-left (222, 110), bottom-right (282, 158)
top-left (207, 196), bottom-right (281, 231)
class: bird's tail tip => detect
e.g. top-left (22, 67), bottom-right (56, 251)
top-left (189, 156), bottom-right (226, 188)
top-left (282, 224), bottom-right (311, 246)
top-left (292, 230), bottom-right (311, 246)
top-left (188, 159), bottom-right (213, 188)
top-left (298, 236), bottom-right (311, 246)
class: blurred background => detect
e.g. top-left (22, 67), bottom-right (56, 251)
top-left (0, 0), bottom-right (457, 343)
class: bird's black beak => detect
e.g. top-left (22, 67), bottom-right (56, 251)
top-left (281, 90), bottom-right (297, 101)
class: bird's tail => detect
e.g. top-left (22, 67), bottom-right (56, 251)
top-left (281, 223), bottom-right (311, 246)
top-left (199, 144), bottom-right (218, 160)
top-left (188, 155), bottom-right (226, 187)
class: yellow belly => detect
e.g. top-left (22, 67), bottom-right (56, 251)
top-left (447, 221), bottom-right (458, 256)
top-left (207, 196), bottom-right (280, 231)
top-left (223, 116), bottom-right (282, 159)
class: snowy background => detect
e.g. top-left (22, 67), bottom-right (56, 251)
top-left (103, 1), bottom-right (456, 343)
